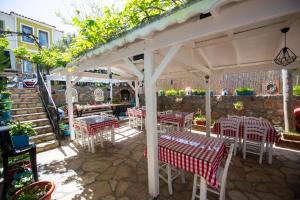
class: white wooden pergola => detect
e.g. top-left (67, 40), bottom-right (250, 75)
top-left (52, 0), bottom-right (300, 197)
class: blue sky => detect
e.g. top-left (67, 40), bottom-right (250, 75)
top-left (0, 0), bottom-right (124, 34)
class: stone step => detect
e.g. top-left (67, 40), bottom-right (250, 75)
top-left (21, 118), bottom-right (51, 127)
top-left (13, 112), bottom-right (48, 122)
top-left (33, 125), bottom-right (53, 135)
top-left (11, 93), bottom-right (39, 98)
top-left (13, 102), bottom-right (43, 109)
top-left (277, 138), bottom-right (300, 151)
top-left (12, 97), bottom-right (40, 103)
top-left (30, 132), bottom-right (56, 144)
top-left (11, 107), bottom-right (44, 115)
top-left (9, 88), bottom-right (37, 93)
top-left (36, 140), bottom-right (59, 153)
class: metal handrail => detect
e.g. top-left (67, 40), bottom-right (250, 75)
top-left (36, 66), bottom-right (61, 145)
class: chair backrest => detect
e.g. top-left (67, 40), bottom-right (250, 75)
top-left (165, 110), bottom-right (173, 114)
top-left (220, 120), bottom-right (239, 139)
top-left (0, 126), bottom-right (14, 153)
top-left (227, 115), bottom-right (243, 121)
top-left (135, 109), bottom-right (143, 119)
top-left (244, 123), bottom-right (267, 143)
top-left (184, 113), bottom-right (194, 122)
top-left (220, 144), bottom-right (234, 200)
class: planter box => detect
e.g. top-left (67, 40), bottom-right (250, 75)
top-left (283, 133), bottom-right (300, 141)
top-left (236, 91), bottom-right (254, 96)
top-left (12, 181), bottom-right (55, 200)
top-left (11, 135), bottom-right (29, 149)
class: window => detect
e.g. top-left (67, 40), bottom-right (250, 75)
top-left (0, 20), bottom-right (4, 30)
top-left (21, 25), bottom-right (34, 43)
top-left (23, 60), bottom-right (33, 73)
top-left (39, 30), bottom-right (49, 47)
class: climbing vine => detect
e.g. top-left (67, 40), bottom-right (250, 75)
top-left (5, 0), bottom-right (188, 68)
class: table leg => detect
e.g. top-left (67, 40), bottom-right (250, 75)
top-left (111, 126), bottom-right (115, 145)
top-left (268, 143), bottom-right (273, 165)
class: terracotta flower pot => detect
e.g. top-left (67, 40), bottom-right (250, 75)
top-left (12, 181), bottom-right (55, 200)
top-left (196, 120), bottom-right (206, 126)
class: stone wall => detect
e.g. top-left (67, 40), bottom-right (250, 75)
top-left (52, 84), bottom-right (134, 106)
top-left (157, 95), bottom-right (300, 127)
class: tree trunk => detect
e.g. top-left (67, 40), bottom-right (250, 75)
top-left (282, 69), bottom-right (296, 132)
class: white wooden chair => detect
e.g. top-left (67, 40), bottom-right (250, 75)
top-left (127, 108), bottom-right (136, 128)
top-left (192, 144), bottom-right (234, 200)
top-left (74, 120), bottom-right (91, 151)
top-left (159, 162), bottom-right (185, 195)
top-left (243, 124), bottom-right (267, 164)
top-left (135, 109), bottom-right (144, 130)
top-left (219, 120), bottom-right (240, 156)
top-left (69, 88), bottom-right (79, 103)
top-left (165, 110), bottom-right (173, 114)
top-left (184, 113), bottom-right (194, 133)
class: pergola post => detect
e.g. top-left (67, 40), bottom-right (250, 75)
top-left (46, 75), bottom-right (52, 95)
top-left (144, 50), bottom-right (159, 197)
top-left (282, 69), bottom-right (296, 132)
top-left (205, 75), bottom-right (211, 136)
top-left (66, 74), bottom-right (75, 140)
top-left (108, 67), bottom-right (113, 103)
top-left (135, 80), bottom-right (139, 107)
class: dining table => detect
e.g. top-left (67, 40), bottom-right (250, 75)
top-left (158, 111), bottom-right (192, 131)
top-left (213, 117), bottom-right (280, 164)
top-left (157, 131), bottom-right (227, 189)
top-left (74, 115), bottom-right (119, 153)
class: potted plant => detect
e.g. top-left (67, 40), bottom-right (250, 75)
top-left (194, 115), bottom-right (206, 126)
top-left (8, 160), bottom-right (32, 182)
top-left (233, 101), bottom-right (244, 111)
top-left (235, 87), bottom-right (254, 96)
top-left (1, 90), bottom-right (11, 99)
top-left (165, 89), bottom-right (178, 96)
top-left (9, 121), bottom-right (37, 149)
top-left (59, 123), bottom-right (70, 136)
top-left (159, 90), bottom-right (165, 96)
top-left (293, 85), bottom-right (300, 96)
top-left (12, 181), bottom-right (55, 200)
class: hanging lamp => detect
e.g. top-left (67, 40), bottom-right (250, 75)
top-left (274, 27), bottom-right (297, 66)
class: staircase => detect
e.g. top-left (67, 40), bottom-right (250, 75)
top-left (10, 87), bottom-right (59, 153)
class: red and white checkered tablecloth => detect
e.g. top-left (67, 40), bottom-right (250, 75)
top-left (74, 115), bottom-right (119, 135)
top-left (158, 131), bottom-right (226, 188)
top-left (158, 112), bottom-right (190, 128)
top-left (213, 117), bottom-right (280, 144)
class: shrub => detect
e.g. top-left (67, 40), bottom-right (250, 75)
top-left (159, 90), bottom-right (165, 96)
top-left (9, 121), bottom-right (37, 137)
top-left (178, 89), bottom-right (185, 96)
top-left (235, 87), bottom-right (254, 93)
top-left (165, 89), bottom-right (178, 96)
top-left (192, 89), bottom-right (205, 95)
top-left (293, 85), bottom-right (300, 96)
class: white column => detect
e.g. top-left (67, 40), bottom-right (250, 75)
top-left (135, 80), bottom-right (139, 108)
top-left (144, 51), bottom-right (159, 197)
top-left (46, 75), bottom-right (52, 94)
top-left (66, 74), bottom-right (75, 140)
top-left (205, 75), bottom-right (211, 137)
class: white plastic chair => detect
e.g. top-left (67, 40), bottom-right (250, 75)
top-left (243, 124), bottom-right (267, 164)
top-left (192, 144), bottom-right (234, 200)
top-left (184, 113), bottom-right (194, 133)
top-left (127, 108), bottom-right (136, 128)
top-left (220, 120), bottom-right (240, 156)
top-left (94, 88), bottom-right (104, 102)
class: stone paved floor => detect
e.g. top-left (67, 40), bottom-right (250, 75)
top-left (36, 124), bottom-right (300, 200)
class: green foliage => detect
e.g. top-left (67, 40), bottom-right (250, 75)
top-left (293, 85), bottom-right (300, 96)
top-left (194, 114), bottom-right (206, 122)
top-left (0, 36), bottom-right (10, 72)
top-left (233, 101), bottom-right (244, 111)
top-left (192, 89), bottom-right (205, 95)
top-left (159, 90), bottom-right (165, 96)
top-left (10, 0), bottom-right (186, 68)
top-left (9, 121), bottom-right (37, 137)
top-left (165, 89), bottom-right (178, 96)
top-left (178, 89), bottom-right (185, 96)
top-left (1, 90), bottom-right (11, 98)
top-left (235, 87), bottom-right (254, 93)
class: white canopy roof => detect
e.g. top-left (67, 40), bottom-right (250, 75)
top-left (59, 0), bottom-right (300, 81)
